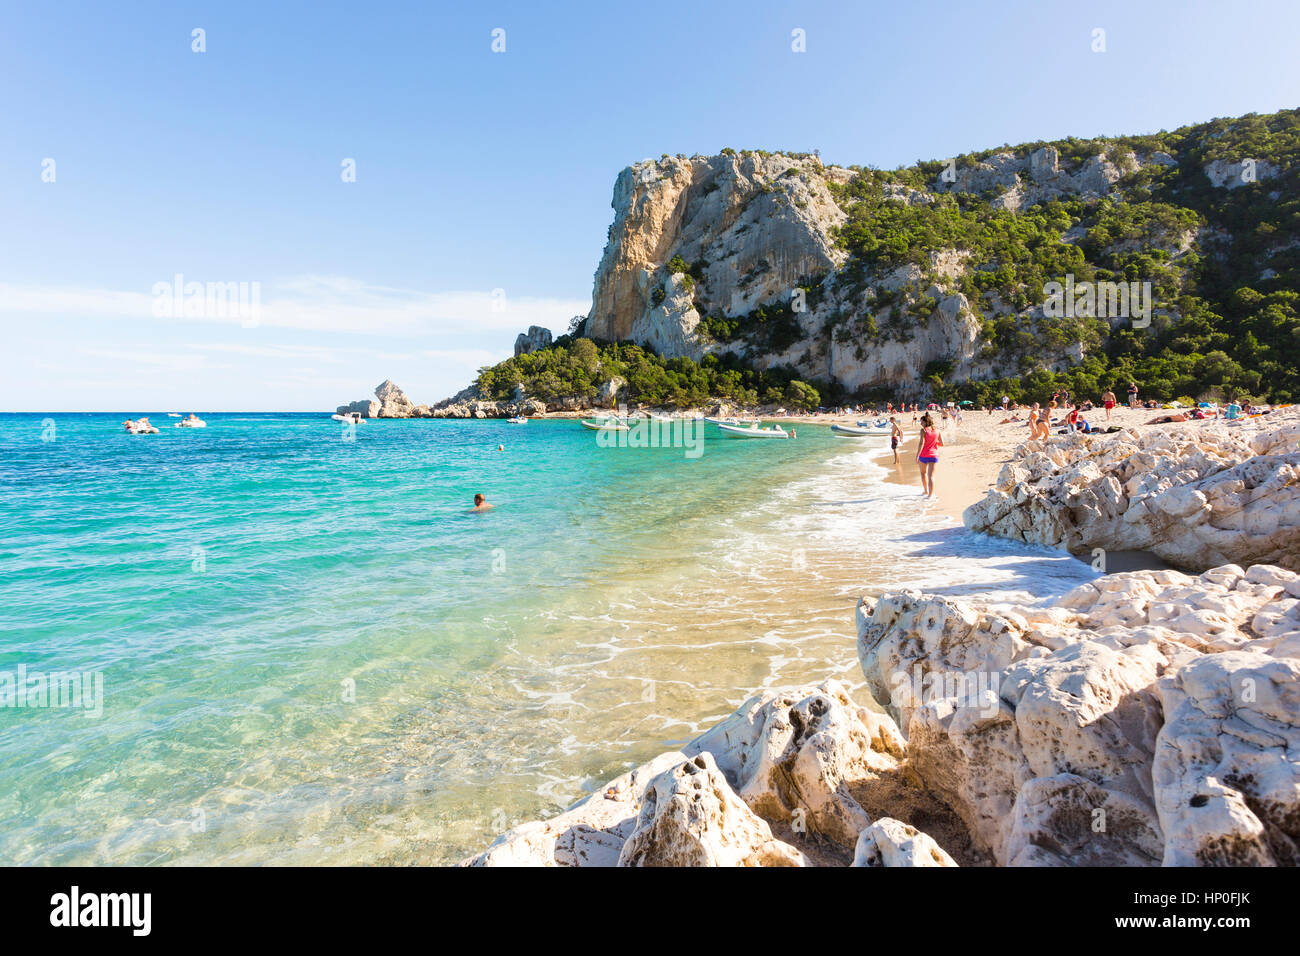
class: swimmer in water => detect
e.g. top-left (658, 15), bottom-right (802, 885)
top-left (471, 493), bottom-right (493, 513)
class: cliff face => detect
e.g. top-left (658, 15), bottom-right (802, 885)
top-left (578, 109), bottom-right (1300, 402)
top-left (584, 152), bottom-right (849, 361)
top-left (580, 147), bottom-right (1153, 395)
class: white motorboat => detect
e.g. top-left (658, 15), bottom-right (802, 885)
top-left (174, 415), bottom-right (206, 428)
top-left (716, 422), bottom-right (790, 439)
top-left (123, 418), bottom-right (159, 434)
top-left (832, 423), bottom-right (892, 437)
top-left (331, 412), bottom-right (366, 424)
top-left (580, 418), bottom-right (629, 432)
top-left (505, 416), bottom-right (528, 424)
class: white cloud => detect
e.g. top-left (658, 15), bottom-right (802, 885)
top-left (0, 276), bottom-right (589, 337)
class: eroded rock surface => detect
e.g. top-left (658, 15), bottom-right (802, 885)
top-left (855, 565), bottom-right (1300, 867)
top-left (851, 817), bottom-right (958, 867)
top-left (460, 681), bottom-right (955, 866)
top-left (617, 753), bottom-right (809, 867)
top-left (964, 409), bottom-right (1300, 572)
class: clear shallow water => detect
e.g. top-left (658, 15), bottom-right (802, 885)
top-left (0, 412), bottom-right (1095, 864)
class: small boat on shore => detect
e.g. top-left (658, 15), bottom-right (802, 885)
top-left (717, 422), bottom-right (790, 439)
top-left (832, 423), bottom-right (892, 437)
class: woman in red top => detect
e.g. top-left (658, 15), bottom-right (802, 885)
top-left (915, 413), bottom-right (943, 499)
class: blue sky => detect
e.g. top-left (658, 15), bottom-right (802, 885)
top-left (3, 0), bottom-right (1298, 410)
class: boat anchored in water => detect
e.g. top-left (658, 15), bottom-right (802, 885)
top-left (174, 414), bottom-right (207, 428)
top-left (331, 412), bottom-right (366, 424)
top-left (580, 418), bottom-right (630, 432)
top-left (716, 422), bottom-right (791, 439)
top-left (123, 418), bottom-right (159, 434)
top-left (505, 416), bottom-right (528, 424)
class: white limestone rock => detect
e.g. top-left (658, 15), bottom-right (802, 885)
top-left (689, 680), bottom-right (906, 848)
top-left (1153, 651), bottom-right (1300, 865)
top-left (964, 409), bottom-right (1300, 572)
top-left (584, 152), bottom-right (848, 360)
top-left (617, 753), bottom-right (809, 867)
top-left (854, 566), bottom-right (1300, 866)
top-left (460, 750), bottom-right (688, 867)
top-left (513, 325), bottom-right (553, 356)
top-left (1006, 774), bottom-right (1164, 866)
top-left (461, 680), bottom-right (903, 865)
top-left (1204, 157), bottom-right (1280, 189)
top-left (851, 817), bottom-right (957, 867)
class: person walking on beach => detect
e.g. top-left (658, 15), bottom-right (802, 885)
top-left (1102, 389), bottom-right (1117, 421)
top-left (889, 417), bottom-right (903, 464)
top-left (915, 413), bottom-right (943, 499)
top-left (1127, 382), bottom-right (1139, 408)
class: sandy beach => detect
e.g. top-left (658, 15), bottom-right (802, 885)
top-left (764, 404), bottom-right (1171, 521)
top-left (822, 404), bottom-right (1214, 568)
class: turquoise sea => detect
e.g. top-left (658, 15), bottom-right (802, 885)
top-left (0, 412), bottom-right (1096, 864)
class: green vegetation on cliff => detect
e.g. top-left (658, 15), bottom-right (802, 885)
top-left (475, 337), bottom-right (824, 410)
top-left (475, 110), bottom-right (1299, 409)
top-left (829, 108), bottom-right (1300, 404)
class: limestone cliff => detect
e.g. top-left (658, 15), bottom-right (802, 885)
top-left (577, 146), bottom-right (1152, 397)
top-left (575, 108), bottom-right (1300, 403)
top-left (584, 152), bottom-right (850, 361)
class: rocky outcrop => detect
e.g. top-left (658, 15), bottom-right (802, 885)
top-left (465, 564), bottom-right (1300, 866)
top-left (963, 408), bottom-right (1300, 573)
top-left (373, 379), bottom-right (417, 417)
top-left (575, 144), bottom-right (1185, 400)
top-left (1153, 651), bottom-right (1300, 865)
top-left (585, 152), bottom-right (850, 360)
top-left (617, 753), bottom-right (809, 867)
top-left (1204, 157), bottom-right (1281, 189)
top-left (851, 818), bottom-right (958, 867)
top-left (462, 681), bottom-right (963, 867)
top-left (935, 145), bottom-right (1128, 213)
top-left (513, 325), bottom-right (553, 356)
top-left (337, 380), bottom-right (429, 419)
top-left (855, 565), bottom-right (1300, 867)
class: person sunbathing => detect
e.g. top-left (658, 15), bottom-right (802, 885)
top-left (1146, 411), bottom-right (1190, 424)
